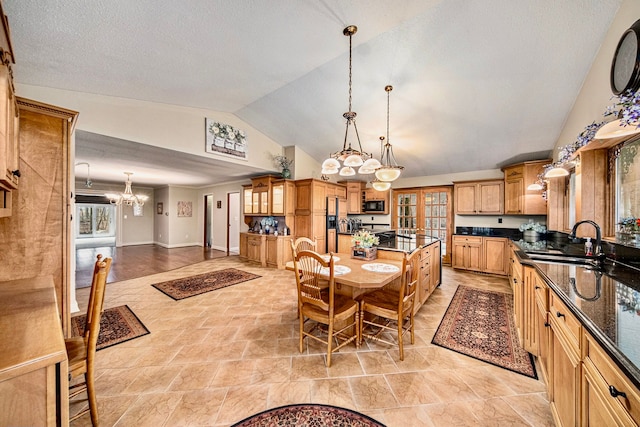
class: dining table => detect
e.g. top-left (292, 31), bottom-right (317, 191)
top-left (286, 252), bottom-right (405, 299)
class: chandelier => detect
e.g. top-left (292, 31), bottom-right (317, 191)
top-left (106, 172), bottom-right (148, 206)
top-left (374, 85), bottom-right (404, 182)
top-left (321, 25), bottom-right (378, 177)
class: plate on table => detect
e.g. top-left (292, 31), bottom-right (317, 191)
top-left (361, 263), bottom-right (400, 273)
top-left (320, 255), bottom-right (340, 262)
top-left (319, 265), bottom-right (351, 276)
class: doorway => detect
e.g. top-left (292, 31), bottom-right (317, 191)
top-left (228, 192), bottom-right (240, 255)
top-left (204, 194), bottom-right (213, 248)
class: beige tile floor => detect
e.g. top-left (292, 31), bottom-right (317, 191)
top-left (70, 256), bottom-right (555, 427)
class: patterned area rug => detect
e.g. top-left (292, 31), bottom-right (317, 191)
top-left (151, 268), bottom-right (261, 300)
top-left (70, 305), bottom-right (149, 351)
top-left (432, 285), bottom-right (537, 379)
top-left (231, 404), bottom-right (386, 427)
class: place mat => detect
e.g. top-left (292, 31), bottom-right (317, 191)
top-left (70, 305), bottom-right (149, 351)
top-left (319, 265), bottom-right (351, 276)
top-left (320, 255), bottom-right (340, 262)
top-left (361, 263), bottom-right (400, 273)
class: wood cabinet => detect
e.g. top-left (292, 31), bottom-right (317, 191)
top-left (452, 235), bottom-right (482, 271)
top-left (582, 332), bottom-right (640, 426)
top-left (418, 240), bottom-right (441, 308)
top-left (0, 277), bottom-right (69, 427)
top-left (363, 187), bottom-right (390, 214)
top-left (509, 246), bottom-right (524, 341)
top-left (341, 181), bottom-right (365, 214)
top-left (271, 179), bottom-right (295, 216)
top-left (240, 232), bottom-right (293, 269)
top-left (243, 185), bottom-right (253, 214)
top-left (243, 175), bottom-right (294, 216)
top-left (483, 237), bottom-right (508, 275)
top-left (502, 160), bottom-right (550, 215)
top-left (534, 273), bottom-right (550, 385)
top-left (453, 179), bottom-right (503, 215)
top-left (246, 233), bottom-right (263, 263)
top-left (0, 98), bottom-right (78, 336)
top-left (0, 8), bottom-right (18, 217)
top-left (522, 266), bottom-right (538, 354)
top-left (549, 290), bottom-right (582, 427)
top-left (294, 179), bottom-right (344, 251)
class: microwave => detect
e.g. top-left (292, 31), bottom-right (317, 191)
top-left (363, 200), bottom-right (385, 213)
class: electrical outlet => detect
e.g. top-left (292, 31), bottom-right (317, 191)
top-left (498, 218), bottom-right (502, 223)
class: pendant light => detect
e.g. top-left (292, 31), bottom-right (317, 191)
top-left (321, 25), bottom-right (372, 176)
top-left (105, 172), bottom-right (149, 207)
top-left (374, 85), bottom-right (404, 182)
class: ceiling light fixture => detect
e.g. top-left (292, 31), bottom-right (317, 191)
top-left (544, 164), bottom-right (569, 178)
top-left (105, 172), bottom-right (149, 206)
top-left (371, 179), bottom-right (391, 192)
top-left (321, 25), bottom-right (373, 177)
top-left (76, 161), bottom-right (92, 188)
top-left (374, 85), bottom-right (404, 182)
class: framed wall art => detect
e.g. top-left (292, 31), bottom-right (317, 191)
top-left (205, 118), bottom-right (247, 160)
top-left (177, 201), bottom-right (193, 217)
top-left (157, 202), bottom-right (163, 215)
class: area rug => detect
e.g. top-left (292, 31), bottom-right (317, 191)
top-left (70, 305), bottom-right (150, 351)
top-left (231, 404), bottom-right (386, 427)
top-left (431, 285), bottom-right (537, 379)
top-left (151, 268), bottom-right (261, 300)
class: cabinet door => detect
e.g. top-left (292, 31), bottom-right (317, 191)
top-left (239, 233), bottom-right (248, 258)
top-left (271, 183), bottom-right (284, 215)
top-left (467, 242), bottom-right (482, 271)
top-left (454, 183), bottom-right (477, 214)
top-left (327, 228), bottom-right (336, 253)
top-left (252, 192), bottom-right (259, 213)
top-left (419, 246), bottom-right (431, 304)
top-left (265, 236), bottom-right (278, 267)
top-left (536, 296), bottom-right (550, 384)
top-left (259, 190), bottom-right (269, 214)
top-left (504, 178), bottom-right (523, 214)
top-left (243, 187), bottom-right (253, 214)
top-left (452, 241), bottom-right (467, 269)
top-left (550, 326), bottom-right (580, 427)
top-left (483, 237), bottom-right (507, 275)
top-left (477, 181), bottom-right (503, 214)
top-left (247, 236), bottom-right (262, 262)
top-left (346, 184), bottom-right (362, 214)
top-left (0, 65), bottom-right (19, 193)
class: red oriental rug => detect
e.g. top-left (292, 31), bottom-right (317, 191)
top-left (231, 404), bottom-right (385, 427)
top-left (151, 268), bottom-right (261, 300)
top-left (432, 285), bottom-right (537, 379)
top-left (70, 305), bottom-right (149, 351)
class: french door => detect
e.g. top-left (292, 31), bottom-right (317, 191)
top-left (393, 186), bottom-right (453, 264)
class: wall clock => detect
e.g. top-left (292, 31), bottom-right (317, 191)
top-left (611, 19), bottom-right (640, 95)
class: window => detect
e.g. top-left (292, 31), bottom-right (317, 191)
top-left (613, 139), bottom-right (640, 245)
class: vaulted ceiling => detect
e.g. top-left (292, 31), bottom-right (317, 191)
top-left (4, 0), bottom-right (622, 186)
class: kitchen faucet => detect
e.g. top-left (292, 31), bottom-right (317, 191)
top-left (568, 220), bottom-right (605, 261)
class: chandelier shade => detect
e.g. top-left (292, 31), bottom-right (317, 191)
top-left (544, 165), bottom-right (569, 178)
top-left (371, 179), bottom-right (391, 192)
top-left (374, 85), bottom-right (404, 182)
top-left (322, 25), bottom-right (372, 177)
top-left (105, 172), bottom-right (148, 206)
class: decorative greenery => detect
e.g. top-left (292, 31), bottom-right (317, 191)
top-left (351, 230), bottom-right (379, 248)
top-left (208, 121), bottom-right (246, 143)
top-left (606, 89), bottom-right (640, 128)
top-left (618, 217), bottom-right (640, 233)
top-left (519, 221), bottom-right (546, 233)
top-left (273, 155), bottom-right (293, 171)
top-left (557, 121), bottom-right (606, 164)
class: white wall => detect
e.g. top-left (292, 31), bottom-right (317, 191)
top-left (196, 181), bottom-right (248, 251)
top-left (168, 186), bottom-right (200, 247)
top-left (154, 186), bottom-right (170, 246)
top-left (553, 0), bottom-right (639, 155)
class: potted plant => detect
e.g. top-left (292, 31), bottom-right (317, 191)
top-left (519, 221), bottom-right (546, 242)
top-left (351, 230), bottom-right (379, 260)
top-left (274, 155), bottom-right (293, 178)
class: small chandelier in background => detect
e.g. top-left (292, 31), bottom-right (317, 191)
top-left (374, 85), bottom-right (404, 182)
top-left (321, 25), bottom-right (375, 177)
top-left (76, 162), bottom-right (92, 188)
top-left (106, 172), bottom-right (148, 207)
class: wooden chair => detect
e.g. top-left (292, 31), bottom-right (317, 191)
top-left (290, 236), bottom-right (317, 257)
top-left (66, 254), bottom-right (112, 426)
top-left (358, 250), bottom-right (419, 360)
top-left (292, 250), bottom-right (359, 367)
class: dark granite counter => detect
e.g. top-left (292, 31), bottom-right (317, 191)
top-left (514, 243), bottom-right (640, 389)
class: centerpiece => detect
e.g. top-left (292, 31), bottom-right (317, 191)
top-left (351, 230), bottom-right (379, 260)
top-left (274, 155), bottom-right (294, 178)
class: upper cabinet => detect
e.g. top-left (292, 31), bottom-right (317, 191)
top-left (339, 181), bottom-right (366, 214)
top-left (502, 160), bottom-right (550, 215)
top-left (453, 179), bottom-right (504, 215)
top-left (243, 175), bottom-right (295, 216)
top-left (0, 7), bottom-right (18, 217)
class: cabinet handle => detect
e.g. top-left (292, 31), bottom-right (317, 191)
top-left (544, 322), bottom-right (550, 327)
top-left (11, 169), bottom-right (20, 177)
top-left (608, 385), bottom-right (627, 399)
top-left (535, 286), bottom-right (541, 290)
top-left (556, 311), bottom-right (565, 319)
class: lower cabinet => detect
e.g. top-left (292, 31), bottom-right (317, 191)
top-left (453, 235), bottom-right (507, 275)
top-left (240, 232), bottom-right (292, 269)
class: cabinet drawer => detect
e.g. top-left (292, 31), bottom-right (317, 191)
top-left (549, 292), bottom-right (581, 352)
top-left (452, 236), bottom-right (482, 245)
top-left (534, 276), bottom-right (548, 312)
top-left (584, 333), bottom-right (640, 425)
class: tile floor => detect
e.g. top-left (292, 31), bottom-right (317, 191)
top-left (70, 256), bottom-right (555, 426)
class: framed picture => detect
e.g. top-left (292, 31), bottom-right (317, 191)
top-left (177, 201), bottom-right (193, 217)
top-left (205, 118), bottom-right (248, 160)
top-left (157, 202), bottom-right (163, 215)
top-left (133, 204), bottom-right (144, 217)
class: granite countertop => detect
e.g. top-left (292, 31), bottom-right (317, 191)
top-left (514, 245), bottom-right (640, 390)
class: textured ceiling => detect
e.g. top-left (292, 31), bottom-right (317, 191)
top-left (4, 0), bottom-right (622, 187)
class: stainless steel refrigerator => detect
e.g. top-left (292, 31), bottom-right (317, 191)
top-left (326, 196), bottom-right (347, 253)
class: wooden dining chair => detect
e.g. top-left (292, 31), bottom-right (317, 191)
top-left (292, 250), bottom-right (358, 367)
top-left (358, 250), bottom-right (419, 360)
top-left (66, 254), bottom-right (112, 426)
top-left (290, 236), bottom-right (317, 257)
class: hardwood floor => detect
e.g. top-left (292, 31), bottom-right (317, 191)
top-left (75, 245), bottom-right (228, 288)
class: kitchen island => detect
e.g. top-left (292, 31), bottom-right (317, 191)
top-left (337, 229), bottom-right (442, 312)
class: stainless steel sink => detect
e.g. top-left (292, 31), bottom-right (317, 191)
top-left (526, 253), bottom-right (602, 268)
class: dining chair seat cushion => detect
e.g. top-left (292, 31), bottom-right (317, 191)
top-left (360, 289), bottom-right (401, 315)
top-left (302, 294), bottom-right (358, 323)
